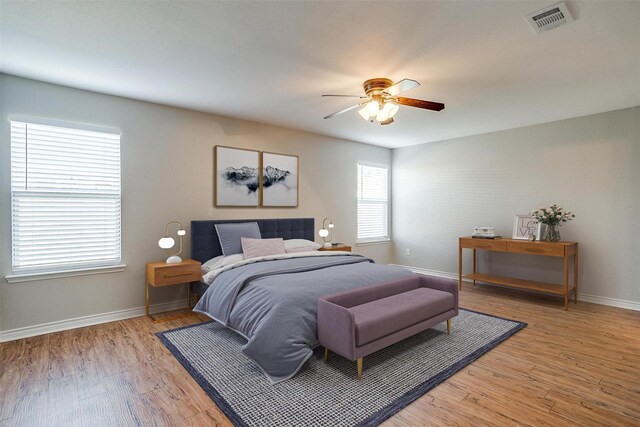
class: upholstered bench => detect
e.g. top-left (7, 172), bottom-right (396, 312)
top-left (317, 274), bottom-right (458, 379)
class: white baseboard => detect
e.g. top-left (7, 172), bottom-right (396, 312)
top-left (391, 264), bottom-right (640, 312)
top-left (3, 264), bottom-right (638, 343)
top-left (390, 264), bottom-right (466, 282)
top-left (0, 299), bottom-right (189, 343)
top-left (577, 294), bottom-right (640, 311)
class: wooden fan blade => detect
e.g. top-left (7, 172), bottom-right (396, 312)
top-left (397, 97), bottom-right (445, 111)
top-left (322, 94), bottom-right (366, 98)
top-left (323, 104), bottom-right (361, 119)
top-left (387, 79), bottom-right (420, 96)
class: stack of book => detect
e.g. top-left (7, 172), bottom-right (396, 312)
top-left (472, 226), bottom-right (500, 239)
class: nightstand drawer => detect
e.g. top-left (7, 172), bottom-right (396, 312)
top-left (147, 260), bottom-right (201, 287)
top-left (318, 245), bottom-right (351, 252)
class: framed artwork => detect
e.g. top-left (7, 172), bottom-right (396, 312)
top-left (512, 214), bottom-right (542, 240)
top-left (214, 145), bottom-right (260, 207)
top-left (261, 152), bottom-right (299, 207)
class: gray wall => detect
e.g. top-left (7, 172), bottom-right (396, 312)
top-left (0, 74), bottom-right (392, 332)
top-left (392, 106), bottom-right (640, 305)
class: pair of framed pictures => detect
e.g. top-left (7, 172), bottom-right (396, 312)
top-left (214, 145), bottom-right (298, 207)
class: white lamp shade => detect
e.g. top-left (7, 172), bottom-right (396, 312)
top-left (328, 223), bottom-right (334, 228)
top-left (388, 102), bottom-right (400, 118)
top-left (177, 229), bottom-right (186, 236)
top-left (319, 228), bottom-right (329, 238)
top-left (358, 106), bottom-right (371, 121)
top-left (158, 237), bottom-right (175, 249)
top-left (376, 102), bottom-right (395, 122)
top-left (376, 110), bottom-right (389, 122)
top-left (365, 100), bottom-right (380, 116)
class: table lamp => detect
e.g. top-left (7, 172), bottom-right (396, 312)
top-left (158, 221), bottom-right (186, 263)
top-left (318, 217), bottom-right (334, 248)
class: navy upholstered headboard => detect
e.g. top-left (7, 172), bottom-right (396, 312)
top-left (190, 218), bottom-right (315, 263)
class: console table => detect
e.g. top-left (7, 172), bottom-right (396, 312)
top-left (458, 237), bottom-right (578, 310)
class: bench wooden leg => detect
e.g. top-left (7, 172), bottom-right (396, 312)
top-left (324, 347), bottom-right (329, 362)
top-left (357, 358), bottom-right (363, 380)
top-left (447, 319), bottom-right (451, 335)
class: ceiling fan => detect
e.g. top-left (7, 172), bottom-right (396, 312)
top-left (322, 78), bottom-right (444, 125)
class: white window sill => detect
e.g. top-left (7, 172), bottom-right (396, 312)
top-left (356, 239), bottom-right (391, 246)
top-left (5, 264), bottom-right (127, 284)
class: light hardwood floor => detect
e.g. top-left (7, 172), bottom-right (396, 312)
top-left (1, 284), bottom-right (638, 426)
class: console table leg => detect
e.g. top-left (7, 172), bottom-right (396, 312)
top-left (564, 254), bottom-right (569, 311)
top-left (458, 243), bottom-right (463, 291)
top-left (574, 245), bottom-right (579, 304)
top-left (472, 249), bottom-right (477, 286)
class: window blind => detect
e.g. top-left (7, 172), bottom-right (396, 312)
top-left (10, 120), bottom-right (121, 273)
top-left (357, 162), bottom-right (389, 243)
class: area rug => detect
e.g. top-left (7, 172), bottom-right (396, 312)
top-left (157, 309), bottom-right (525, 427)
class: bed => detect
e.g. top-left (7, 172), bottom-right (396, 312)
top-left (190, 218), bottom-right (316, 298)
top-left (190, 218), bottom-right (414, 384)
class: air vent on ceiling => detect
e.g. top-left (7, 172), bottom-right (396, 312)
top-left (527, 2), bottom-right (573, 34)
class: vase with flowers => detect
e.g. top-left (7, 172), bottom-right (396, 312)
top-left (530, 204), bottom-right (575, 243)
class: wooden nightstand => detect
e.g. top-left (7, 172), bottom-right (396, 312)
top-left (146, 259), bottom-right (201, 322)
top-left (318, 244), bottom-right (352, 252)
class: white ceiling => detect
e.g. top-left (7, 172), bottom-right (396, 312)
top-left (1, 1), bottom-right (639, 148)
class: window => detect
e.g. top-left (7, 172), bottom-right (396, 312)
top-left (357, 162), bottom-right (389, 243)
top-left (10, 119), bottom-right (121, 275)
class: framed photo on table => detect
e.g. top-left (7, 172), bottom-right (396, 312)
top-left (512, 214), bottom-right (542, 240)
top-left (214, 145), bottom-right (260, 207)
top-left (261, 152), bottom-right (299, 207)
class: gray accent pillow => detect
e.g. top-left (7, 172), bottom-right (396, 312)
top-left (215, 222), bottom-right (262, 256)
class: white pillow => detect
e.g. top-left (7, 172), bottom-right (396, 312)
top-left (201, 253), bottom-right (244, 273)
top-left (285, 247), bottom-right (315, 254)
top-left (283, 239), bottom-right (321, 252)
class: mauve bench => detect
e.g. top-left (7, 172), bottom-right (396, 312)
top-left (317, 274), bottom-right (459, 379)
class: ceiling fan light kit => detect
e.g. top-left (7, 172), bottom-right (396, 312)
top-left (323, 77), bottom-right (445, 125)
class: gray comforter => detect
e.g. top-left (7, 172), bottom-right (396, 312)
top-left (193, 254), bottom-right (414, 384)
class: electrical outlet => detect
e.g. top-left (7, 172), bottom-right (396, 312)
top-left (405, 249), bottom-right (411, 256)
